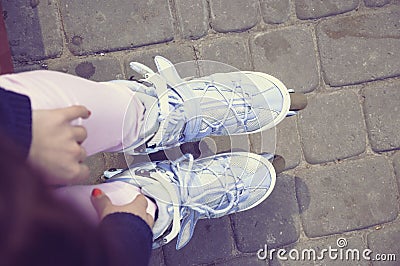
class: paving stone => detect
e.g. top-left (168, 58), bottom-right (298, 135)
top-left (83, 153), bottom-right (106, 185)
top-left (317, 8), bottom-right (400, 86)
top-left (2, 0), bottom-right (63, 62)
top-left (232, 175), bottom-right (300, 252)
top-left (208, 135), bottom-right (252, 154)
top-left (251, 27), bottom-right (319, 93)
top-left (47, 56), bottom-right (124, 82)
top-left (270, 235), bottom-right (368, 266)
top-left (296, 156), bottom-right (399, 238)
top-left (364, 0), bottom-right (390, 7)
top-left (260, 0), bottom-right (290, 24)
top-left (295, 0), bottom-right (359, 19)
top-left (148, 247), bottom-right (165, 266)
top-left (249, 128), bottom-right (276, 156)
top-left (103, 153), bottom-right (131, 169)
top-left (298, 91), bottom-right (366, 164)
top-left (215, 255), bottom-right (268, 266)
top-left (198, 36), bottom-right (252, 71)
top-left (362, 81), bottom-right (400, 152)
top-left (175, 0), bottom-right (208, 39)
top-left (163, 216), bottom-right (234, 265)
top-left (209, 0), bottom-right (259, 33)
top-left (123, 43), bottom-right (196, 78)
top-left (367, 222), bottom-right (400, 266)
top-left (249, 116), bottom-right (301, 170)
top-left (394, 152), bottom-right (400, 192)
top-left (59, 0), bottom-right (174, 55)
top-left (14, 64), bottom-right (45, 73)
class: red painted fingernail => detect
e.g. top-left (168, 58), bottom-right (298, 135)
top-left (92, 188), bottom-right (102, 197)
top-left (88, 110), bottom-right (91, 116)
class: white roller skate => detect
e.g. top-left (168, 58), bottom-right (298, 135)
top-left (110, 56), bottom-right (307, 154)
top-left (103, 151), bottom-right (277, 250)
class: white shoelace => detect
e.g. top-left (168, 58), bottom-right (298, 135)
top-left (195, 82), bottom-right (252, 133)
top-left (169, 154), bottom-right (245, 218)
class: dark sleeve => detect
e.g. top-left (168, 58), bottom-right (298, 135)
top-left (0, 87), bottom-right (32, 158)
top-left (99, 212), bottom-right (153, 266)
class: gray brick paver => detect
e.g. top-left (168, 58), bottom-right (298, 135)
top-left (251, 27), bottom-right (319, 93)
top-left (47, 57), bottom-right (123, 81)
top-left (298, 91), bottom-right (366, 164)
top-left (296, 156), bottom-right (399, 237)
top-left (14, 64), bottom-right (44, 73)
top-left (362, 81), bottom-right (400, 152)
top-left (232, 175), bottom-right (300, 252)
top-left (148, 247), bottom-right (165, 266)
top-left (175, 0), bottom-right (208, 40)
top-left (208, 135), bottom-right (252, 154)
top-left (394, 152), bottom-right (400, 193)
top-left (367, 223), bottom-right (400, 266)
top-left (295, 0), bottom-right (359, 20)
top-left (198, 36), bottom-right (252, 71)
top-left (83, 153), bottom-right (106, 184)
top-left (162, 217), bottom-right (234, 265)
top-left (103, 153), bottom-right (131, 170)
top-left (260, 0), bottom-right (290, 24)
top-left (209, 0), bottom-right (259, 33)
top-left (249, 115), bottom-right (301, 170)
top-left (123, 43), bottom-right (196, 78)
top-left (317, 8), bottom-right (400, 86)
top-left (215, 255), bottom-right (268, 266)
top-left (364, 0), bottom-right (391, 7)
top-left (60, 0), bottom-right (174, 55)
top-left (2, 0), bottom-right (63, 61)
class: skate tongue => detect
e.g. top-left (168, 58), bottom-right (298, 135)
top-left (150, 56), bottom-right (203, 144)
top-left (154, 56), bottom-right (185, 86)
top-left (157, 155), bottom-right (232, 209)
top-left (176, 209), bottom-right (201, 249)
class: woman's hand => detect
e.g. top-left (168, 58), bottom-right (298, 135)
top-left (28, 105), bottom-right (91, 185)
top-left (90, 188), bottom-right (154, 228)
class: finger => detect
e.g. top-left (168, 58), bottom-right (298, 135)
top-left (90, 188), bottom-right (112, 219)
top-left (146, 213), bottom-right (155, 228)
top-left (72, 163), bottom-right (90, 181)
top-left (70, 144), bottom-right (87, 162)
top-left (78, 147), bottom-right (87, 163)
top-left (80, 164), bottom-right (90, 179)
top-left (131, 194), bottom-right (149, 209)
top-left (72, 125), bottom-right (88, 143)
top-left (61, 105), bottom-right (91, 121)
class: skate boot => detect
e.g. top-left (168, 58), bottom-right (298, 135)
top-left (103, 151), bottom-right (276, 250)
top-left (110, 56), bottom-right (307, 154)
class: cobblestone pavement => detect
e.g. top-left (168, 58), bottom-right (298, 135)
top-left (3, 0), bottom-right (400, 265)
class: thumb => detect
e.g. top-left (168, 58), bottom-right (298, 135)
top-left (90, 188), bottom-right (112, 219)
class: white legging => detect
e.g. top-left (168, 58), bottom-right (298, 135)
top-left (0, 70), bottom-right (157, 224)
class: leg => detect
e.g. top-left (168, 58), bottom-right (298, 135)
top-left (0, 70), bottom-right (144, 155)
top-left (0, 71), bottom-right (157, 213)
